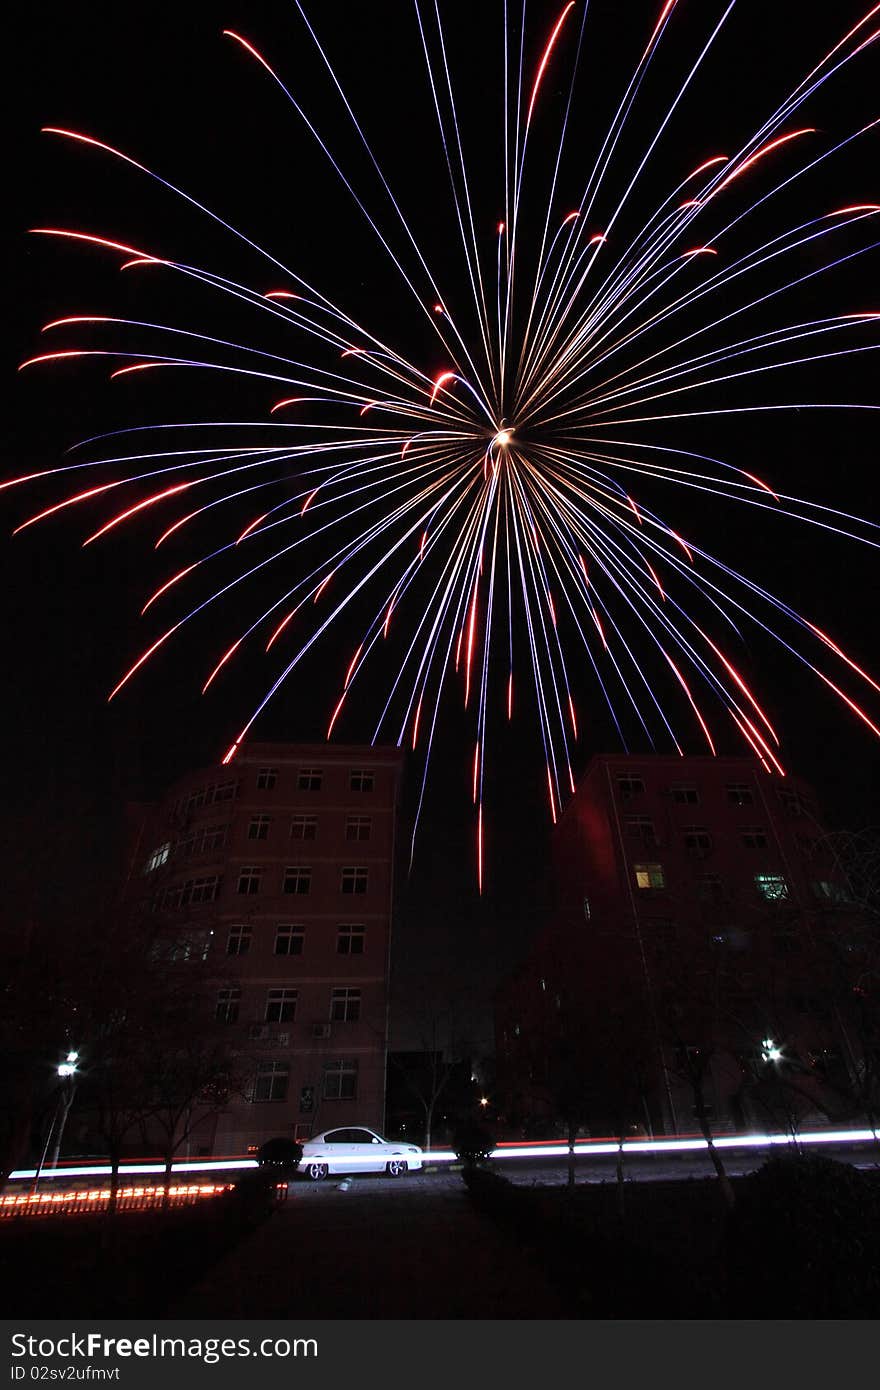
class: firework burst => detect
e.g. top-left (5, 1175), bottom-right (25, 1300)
top-left (12, 1), bottom-right (880, 887)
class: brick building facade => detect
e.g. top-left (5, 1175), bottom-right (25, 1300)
top-left (131, 742), bottom-right (404, 1154)
top-left (497, 754), bottom-right (859, 1137)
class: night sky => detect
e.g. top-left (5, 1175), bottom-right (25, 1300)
top-left (5, 0), bottom-right (879, 1029)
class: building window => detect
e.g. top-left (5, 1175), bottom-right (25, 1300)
top-left (683, 826), bottom-right (713, 854)
top-left (670, 784), bottom-right (699, 804)
top-left (726, 783), bottom-right (754, 806)
top-left (634, 862), bottom-right (665, 890)
top-left (265, 988), bottom-right (298, 1023)
top-left (248, 814), bottom-right (272, 841)
top-left (794, 832), bottom-right (818, 859)
top-left (697, 874), bottom-right (725, 902)
top-left (275, 925), bottom-right (304, 956)
top-left (144, 842), bottom-right (171, 874)
top-left (345, 816), bottom-right (372, 842)
top-left (337, 925), bottom-right (365, 955)
top-left (350, 770), bottom-right (374, 792)
top-left (227, 925), bottom-right (252, 956)
top-left (649, 918), bottom-right (677, 956)
top-left (298, 768), bottom-right (323, 792)
top-left (322, 1059), bottom-right (358, 1101)
top-left (756, 872), bottom-right (789, 902)
top-left (253, 1061), bottom-right (289, 1102)
top-left (624, 815), bottom-right (656, 846)
top-left (773, 933), bottom-right (801, 956)
top-left (176, 779), bottom-right (238, 816)
top-left (177, 823), bottom-right (228, 857)
top-left (341, 866), bottom-right (368, 895)
top-left (290, 815), bottom-right (318, 841)
top-left (237, 865), bottom-right (262, 895)
top-left (283, 866), bottom-right (312, 895)
top-left (216, 987), bottom-right (241, 1024)
top-left (162, 875), bottom-right (221, 910)
top-left (330, 988), bottom-right (361, 1022)
top-left (256, 768), bottom-right (277, 790)
top-left (776, 786), bottom-right (811, 816)
top-left (741, 828), bottom-right (768, 850)
top-left (617, 776), bottom-right (645, 800)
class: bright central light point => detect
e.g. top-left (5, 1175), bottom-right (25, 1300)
top-left (493, 430), bottom-right (512, 448)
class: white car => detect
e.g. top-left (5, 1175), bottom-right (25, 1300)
top-left (300, 1127), bottom-right (423, 1180)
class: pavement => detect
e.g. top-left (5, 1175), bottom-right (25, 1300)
top-left (167, 1171), bottom-right (572, 1319)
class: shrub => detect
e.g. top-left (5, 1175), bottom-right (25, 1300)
top-left (452, 1119), bottom-right (496, 1168)
top-left (725, 1152), bottom-right (880, 1316)
top-left (256, 1137), bottom-right (303, 1173)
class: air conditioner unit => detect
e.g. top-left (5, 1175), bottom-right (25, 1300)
top-left (276, 1032), bottom-right (290, 1046)
top-left (249, 1024), bottom-right (270, 1040)
top-left (311, 1022), bottom-right (331, 1039)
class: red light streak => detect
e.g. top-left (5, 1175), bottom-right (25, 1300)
top-left (430, 370), bottom-right (456, 404)
top-left (141, 564), bottom-right (197, 615)
top-left (526, 3), bottom-right (577, 130)
top-left (664, 651), bottom-right (716, 754)
top-left (236, 513), bottom-right (270, 544)
top-left (108, 626), bottom-right (180, 701)
top-left (13, 481), bottom-right (120, 534)
top-left (202, 639), bottom-right (243, 693)
top-left (110, 362), bottom-right (163, 378)
top-left (712, 129), bottom-right (815, 195)
top-left (82, 483), bottom-right (192, 546)
top-left (326, 691), bottom-right (347, 738)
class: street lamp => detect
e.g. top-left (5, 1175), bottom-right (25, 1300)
top-left (32, 1049), bottom-right (80, 1193)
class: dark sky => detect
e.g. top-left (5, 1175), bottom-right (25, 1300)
top-left (4, 0), bottom-right (879, 1018)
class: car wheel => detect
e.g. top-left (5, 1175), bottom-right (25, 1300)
top-left (386, 1159), bottom-right (408, 1178)
top-left (306, 1162), bottom-right (329, 1181)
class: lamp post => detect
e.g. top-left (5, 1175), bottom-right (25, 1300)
top-left (32, 1051), bottom-right (79, 1194)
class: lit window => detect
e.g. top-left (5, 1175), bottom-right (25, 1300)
top-left (265, 988), bottom-right (298, 1023)
top-left (726, 783), bottom-right (754, 806)
top-left (216, 987), bottom-right (240, 1024)
top-left (670, 784), bottom-right (699, 804)
top-left (283, 866), bottom-right (312, 895)
top-left (253, 1061), bottom-right (289, 1102)
top-left (341, 866), bottom-right (368, 895)
top-left (323, 1058), bottom-right (358, 1101)
top-left (227, 925), bottom-right (252, 956)
top-left (756, 872), bottom-right (789, 902)
top-left (275, 925), bottom-right (304, 956)
top-left (337, 925), bottom-right (365, 955)
top-left (256, 768), bottom-right (277, 790)
top-left (617, 776), bottom-right (645, 800)
top-left (237, 865), bottom-right (262, 895)
top-left (350, 770), bottom-right (374, 792)
top-left (345, 816), bottom-right (372, 842)
top-left (330, 988), bottom-right (361, 1022)
top-left (290, 815), bottom-right (318, 840)
top-left (741, 828), bottom-right (768, 850)
top-left (144, 842), bottom-right (171, 874)
top-left (634, 862), bottom-right (665, 890)
top-left (248, 814), bottom-right (271, 841)
top-left (298, 768), bottom-right (323, 791)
